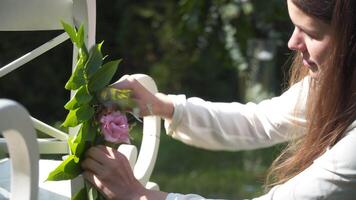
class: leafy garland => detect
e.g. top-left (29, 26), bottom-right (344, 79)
top-left (47, 22), bottom-right (137, 200)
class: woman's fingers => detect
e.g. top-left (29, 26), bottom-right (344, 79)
top-left (82, 147), bottom-right (126, 184)
top-left (83, 171), bottom-right (115, 199)
top-left (96, 145), bottom-right (124, 160)
top-left (110, 74), bottom-right (173, 117)
top-left (110, 74), bottom-right (136, 90)
top-left (85, 146), bottom-right (111, 165)
top-left (81, 157), bottom-right (105, 174)
top-left (84, 146), bottom-right (130, 171)
top-left (81, 145), bottom-right (149, 199)
top-left (111, 74), bottom-right (130, 87)
top-left (111, 75), bottom-right (151, 97)
top-left (117, 74), bottom-right (130, 82)
top-left (82, 171), bottom-right (103, 189)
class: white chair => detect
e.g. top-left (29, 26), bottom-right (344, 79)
top-left (0, 99), bottom-right (39, 200)
top-left (0, 0), bottom-right (161, 198)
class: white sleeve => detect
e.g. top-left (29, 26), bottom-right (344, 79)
top-left (253, 124), bottom-right (356, 200)
top-left (165, 193), bottom-right (213, 200)
top-left (164, 78), bottom-right (310, 151)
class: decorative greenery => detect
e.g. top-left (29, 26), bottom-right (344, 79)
top-left (46, 22), bottom-right (137, 200)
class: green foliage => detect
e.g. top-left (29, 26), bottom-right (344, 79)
top-left (47, 22), bottom-right (135, 200)
top-left (69, 121), bottom-right (97, 159)
top-left (61, 21), bottom-right (86, 49)
top-left (87, 185), bottom-right (99, 200)
top-left (72, 188), bottom-right (87, 200)
top-left (61, 21), bottom-right (80, 46)
top-left (88, 60), bottom-right (121, 92)
top-left (64, 85), bottom-right (92, 110)
top-left (65, 56), bottom-right (87, 90)
top-left (85, 43), bottom-right (104, 78)
top-left (77, 25), bottom-right (86, 48)
top-left (46, 155), bottom-right (82, 181)
top-left (62, 104), bottom-right (95, 127)
top-left (98, 88), bottom-right (136, 110)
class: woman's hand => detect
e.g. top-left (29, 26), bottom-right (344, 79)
top-left (111, 75), bottom-right (174, 119)
top-left (81, 145), bottom-right (167, 200)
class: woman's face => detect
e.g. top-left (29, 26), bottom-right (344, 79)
top-left (287, 0), bottom-right (332, 79)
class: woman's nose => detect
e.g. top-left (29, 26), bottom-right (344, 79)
top-left (288, 27), bottom-right (306, 51)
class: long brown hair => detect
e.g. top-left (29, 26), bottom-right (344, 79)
top-left (266, 0), bottom-right (356, 187)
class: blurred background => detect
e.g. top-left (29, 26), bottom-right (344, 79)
top-left (0, 0), bottom-right (294, 199)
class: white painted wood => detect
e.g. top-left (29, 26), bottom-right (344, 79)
top-left (0, 99), bottom-right (39, 200)
top-left (1, 159), bottom-right (72, 199)
top-left (0, 0), bottom-right (73, 31)
top-left (130, 74), bottom-right (161, 187)
top-left (118, 144), bottom-right (138, 170)
top-left (31, 118), bottom-right (68, 141)
top-left (0, 139), bottom-right (68, 155)
top-left (0, 33), bottom-right (69, 78)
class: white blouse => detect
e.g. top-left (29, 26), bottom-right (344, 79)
top-left (163, 77), bottom-right (356, 200)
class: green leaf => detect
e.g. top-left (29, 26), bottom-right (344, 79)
top-left (46, 155), bottom-right (82, 181)
top-left (77, 24), bottom-right (85, 48)
top-left (68, 135), bottom-right (78, 156)
top-left (64, 85), bottom-right (93, 110)
top-left (85, 43), bottom-right (103, 78)
top-left (70, 121), bottom-right (97, 158)
top-left (81, 121), bottom-right (97, 143)
top-left (88, 60), bottom-right (121, 92)
top-left (78, 47), bottom-right (89, 62)
top-left (71, 188), bottom-right (87, 200)
top-left (62, 105), bottom-right (95, 127)
top-left (98, 193), bottom-right (106, 200)
top-left (98, 88), bottom-right (137, 110)
top-left (61, 21), bottom-right (78, 45)
top-left (70, 134), bottom-right (84, 159)
top-left (65, 56), bottom-right (86, 90)
top-left (88, 186), bottom-right (98, 200)
top-left (85, 183), bottom-right (106, 200)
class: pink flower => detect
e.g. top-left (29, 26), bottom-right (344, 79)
top-left (99, 111), bottom-right (130, 144)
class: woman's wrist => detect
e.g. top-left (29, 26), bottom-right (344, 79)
top-left (153, 93), bottom-right (174, 119)
top-left (131, 186), bottom-right (168, 200)
top-left (145, 190), bottom-right (168, 200)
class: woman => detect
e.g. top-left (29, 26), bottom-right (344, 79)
top-left (81, 0), bottom-right (356, 199)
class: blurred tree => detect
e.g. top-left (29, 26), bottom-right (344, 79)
top-left (95, 0), bottom-right (292, 102)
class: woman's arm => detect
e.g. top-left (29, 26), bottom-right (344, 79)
top-left (112, 75), bottom-right (309, 151)
top-left (164, 77), bottom-right (310, 151)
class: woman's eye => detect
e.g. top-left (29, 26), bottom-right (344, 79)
top-left (305, 30), bottom-right (322, 40)
top-left (305, 32), bottom-right (315, 39)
